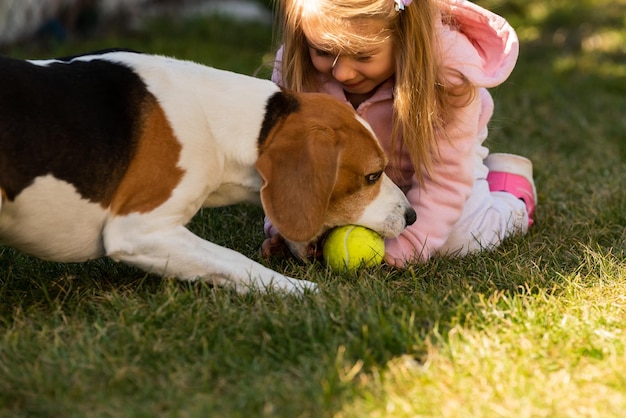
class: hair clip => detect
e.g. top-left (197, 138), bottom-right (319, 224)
top-left (394, 0), bottom-right (413, 11)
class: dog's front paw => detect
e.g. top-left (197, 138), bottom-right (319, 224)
top-left (260, 234), bottom-right (292, 259)
top-left (270, 276), bottom-right (318, 295)
top-left (285, 240), bottom-right (323, 262)
top-left (232, 271), bottom-right (318, 295)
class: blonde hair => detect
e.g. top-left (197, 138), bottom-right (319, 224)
top-left (272, 0), bottom-right (474, 185)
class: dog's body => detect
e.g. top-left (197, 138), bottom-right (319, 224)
top-left (0, 51), bottom-right (415, 293)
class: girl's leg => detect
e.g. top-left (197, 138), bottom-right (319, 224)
top-left (438, 179), bottom-right (528, 256)
top-left (485, 153), bottom-right (536, 226)
top-left (438, 151), bottom-right (535, 256)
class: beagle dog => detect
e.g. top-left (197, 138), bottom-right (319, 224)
top-left (0, 50), bottom-right (416, 294)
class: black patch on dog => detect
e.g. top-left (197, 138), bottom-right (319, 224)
top-left (0, 55), bottom-right (149, 203)
top-left (258, 89), bottom-right (300, 146)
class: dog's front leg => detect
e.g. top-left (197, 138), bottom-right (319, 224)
top-left (102, 218), bottom-right (317, 294)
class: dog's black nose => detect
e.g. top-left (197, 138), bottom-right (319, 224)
top-left (405, 207), bottom-right (417, 226)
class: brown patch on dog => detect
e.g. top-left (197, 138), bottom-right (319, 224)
top-left (110, 96), bottom-right (185, 215)
top-left (325, 143), bottom-right (385, 224)
top-left (257, 92), bottom-right (387, 242)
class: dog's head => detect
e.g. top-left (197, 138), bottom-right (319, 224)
top-left (255, 91), bottom-right (416, 250)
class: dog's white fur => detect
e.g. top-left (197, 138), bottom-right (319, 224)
top-left (0, 51), bottom-right (415, 294)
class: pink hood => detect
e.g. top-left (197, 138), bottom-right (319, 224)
top-left (437, 0), bottom-right (518, 87)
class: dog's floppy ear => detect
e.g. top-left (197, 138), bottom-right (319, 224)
top-left (256, 126), bottom-right (340, 243)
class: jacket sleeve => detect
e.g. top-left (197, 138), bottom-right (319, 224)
top-left (271, 46), bottom-right (284, 85)
top-left (384, 94), bottom-right (480, 266)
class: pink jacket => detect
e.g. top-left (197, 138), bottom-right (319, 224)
top-left (272, 0), bottom-right (519, 265)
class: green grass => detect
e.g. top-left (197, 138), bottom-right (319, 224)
top-left (1, 1), bottom-right (626, 416)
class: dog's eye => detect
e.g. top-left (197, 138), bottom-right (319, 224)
top-left (366, 171), bottom-right (382, 185)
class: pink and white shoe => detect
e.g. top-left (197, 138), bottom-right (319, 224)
top-left (485, 153), bottom-right (537, 226)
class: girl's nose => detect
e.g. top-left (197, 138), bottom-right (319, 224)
top-left (331, 57), bottom-right (357, 82)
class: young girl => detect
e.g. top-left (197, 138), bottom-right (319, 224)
top-left (262, 0), bottom-right (536, 267)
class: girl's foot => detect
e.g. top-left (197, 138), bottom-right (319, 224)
top-left (485, 153), bottom-right (537, 226)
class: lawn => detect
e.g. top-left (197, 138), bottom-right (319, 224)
top-left (1, 0), bottom-right (626, 416)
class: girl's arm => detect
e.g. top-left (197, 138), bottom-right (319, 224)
top-left (384, 91), bottom-right (482, 266)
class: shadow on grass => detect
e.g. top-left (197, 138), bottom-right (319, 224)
top-left (0, 247), bottom-right (162, 319)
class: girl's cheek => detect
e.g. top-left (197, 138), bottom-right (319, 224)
top-left (310, 55), bottom-right (333, 73)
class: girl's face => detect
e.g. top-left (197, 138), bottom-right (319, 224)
top-left (304, 20), bottom-right (395, 96)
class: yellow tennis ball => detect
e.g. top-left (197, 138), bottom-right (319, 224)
top-left (323, 225), bottom-right (384, 271)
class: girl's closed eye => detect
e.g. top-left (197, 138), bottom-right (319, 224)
top-left (312, 47), bottom-right (334, 58)
top-left (310, 44), bottom-right (373, 61)
top-left (354, 54), bottom-right (374, 62)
